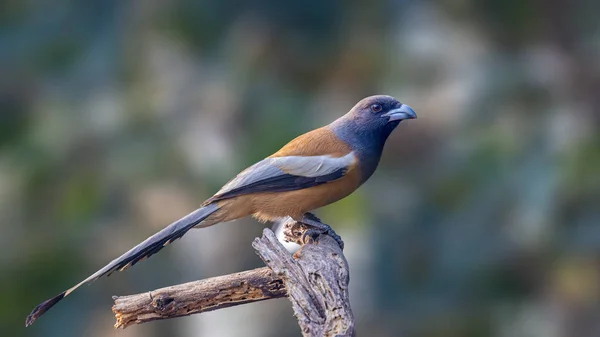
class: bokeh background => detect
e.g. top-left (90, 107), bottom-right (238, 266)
top-left (2, 0), bottom-right (599, 336)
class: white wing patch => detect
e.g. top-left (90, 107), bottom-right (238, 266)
top-left (215, 152), bottom-right (356, 196)
top-left (273, 152), bottom-right (356, 177)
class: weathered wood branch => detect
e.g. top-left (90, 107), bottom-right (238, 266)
top-left (112, 219), bottom-right (355, 336)
top-left (253, 226), bottom-right (355, 336)
top-left (112, 267), bottom-right (286, 328)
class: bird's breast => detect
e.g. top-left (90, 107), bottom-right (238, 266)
top-left (353, 149), bottom-right (382, 184)
top-left (328, 122), bottom-right (386, 184)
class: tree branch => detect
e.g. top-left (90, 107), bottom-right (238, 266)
top-left (112, 219), bottom-right (355, 336)
top-left (112, 267), bottom-right (286, 328)
top-left (253, 226), bottom-right (355, 337)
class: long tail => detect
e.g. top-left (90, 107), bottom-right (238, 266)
top-left (25, 203), bottom-right (220, 327)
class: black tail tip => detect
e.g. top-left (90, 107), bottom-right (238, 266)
top-left (25, 291), bottom-right (66, 327)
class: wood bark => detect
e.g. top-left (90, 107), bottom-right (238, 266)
top-left (112, 267), bottom-right (286, 328)
top-left (112, 219), bottom-right (355, 336)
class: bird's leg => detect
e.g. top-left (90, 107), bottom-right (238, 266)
top-left (298, 212), bottom-right (344, 250)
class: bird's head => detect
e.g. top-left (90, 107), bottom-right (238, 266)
top-left (329, 95), bottom-right (417, 180)
top-left (335, 95), bottom-right (416, 142)
top-left (349, 95), bottom-right (416, 130)
top-left (331, 95), bottom-right (416, 152)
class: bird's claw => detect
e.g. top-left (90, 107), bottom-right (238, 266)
top-left (301, 228), bottom-right (319, 245)
top-left (299, 215), bottom-right (344, 250)
top-left (325, 228), bottom-right (345, 250)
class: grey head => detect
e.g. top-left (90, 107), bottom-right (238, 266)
top-left (329, 95), bottom-right (417, 182)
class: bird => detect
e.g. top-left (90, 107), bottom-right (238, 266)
top-left (25, 95), bottom-right (416, 327)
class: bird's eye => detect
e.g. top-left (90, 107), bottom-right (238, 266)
top-left (370, 104), bottom-right (383, 113)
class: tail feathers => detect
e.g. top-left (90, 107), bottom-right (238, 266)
top-left (25, 291), bottom-right (66, 327)
top-left (25, 203), bottom-right (220, 327)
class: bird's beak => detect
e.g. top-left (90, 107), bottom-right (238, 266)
top-left (382, 105), bottom-right (417, 122)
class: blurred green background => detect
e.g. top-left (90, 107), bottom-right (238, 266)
top-left (2, 0), bottom-right (599, 336)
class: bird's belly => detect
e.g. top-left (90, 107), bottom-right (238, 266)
top-left (251, 170), bottom-right (362, 222)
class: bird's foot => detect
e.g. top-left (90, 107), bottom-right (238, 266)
top-left (299, 213), bottom-right (344, 250)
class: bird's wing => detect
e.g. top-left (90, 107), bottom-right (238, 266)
top-left (205, 152), bottom-right (356, 203)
